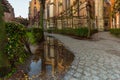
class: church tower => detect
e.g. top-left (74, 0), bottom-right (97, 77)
top-left (29, 0), bottom-right (40, 26)
top-left (29, 0), bottom-right (40, 18)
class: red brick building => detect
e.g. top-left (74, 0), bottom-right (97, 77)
top-left (2, 0), bottom-right (15, 22)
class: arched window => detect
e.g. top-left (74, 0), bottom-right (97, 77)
top-left (34, 0), bottom-right (36, 4)
top-left (34, 6), bottom-right (37, 16)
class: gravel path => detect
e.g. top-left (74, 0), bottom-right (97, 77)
top-left (45, 32), bottom-right (120, 80)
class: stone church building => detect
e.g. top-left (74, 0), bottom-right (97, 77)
top-left (28, 0), bottom-right (119, 31)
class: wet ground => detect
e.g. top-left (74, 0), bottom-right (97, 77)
top-left (46, 32), bottom-right (120, 80)
top-left (8, 36), bottom-right (74, 80)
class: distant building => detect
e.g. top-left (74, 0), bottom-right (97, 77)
top-left (2, 0), bottom-right (15, 22)
top-left (28, 0), bottom-right (40, 27)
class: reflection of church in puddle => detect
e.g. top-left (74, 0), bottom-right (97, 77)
top-left (29, 36), bottom-right (74, 77)
top-left (43, 36), bottom-right (74, 75)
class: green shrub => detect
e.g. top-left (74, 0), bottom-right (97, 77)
top-left (27, 28), bottom-right (44, 44)
top-left (32, 28), bottom-right (44, 43)
top-left (4, 23), bottom-right (44, 78)
top-left (56, 27), bottom-right (89, 37)
top-left (76, 27), bottom-right (88, 37)
top-left (47, 27), bottom-right (98, 38)
top-left (5, 22), bottom-right (28, 67)
top-left (26, 32), bottom-right (35, 44)
top-left (64, 28), bottom-right (76, 35)
top-left (110, 28), bottom-right (120, 37)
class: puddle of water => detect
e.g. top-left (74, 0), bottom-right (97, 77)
top-left (28, 36), bottom-right (74, 79)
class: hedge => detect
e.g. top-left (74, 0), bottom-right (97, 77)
top-left (5, 22), bottom-right (28, 67)
top-left (110, 28), bottom-right (120, 37)
top-left (47, 27), bottom-right (98, 38)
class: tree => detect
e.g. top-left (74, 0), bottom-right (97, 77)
top-left (0, 1), bottom-right (10, 77)
top-left (39, 0), bottom-right (46, 30)
top-left (38, 0), bottom-right (45, 41)
top-left (39, 0), bottom-right (46, 73)
top-left (14, 17), bottom-right (29, 27)
top-left (86, 0), bottom-right (95, 38)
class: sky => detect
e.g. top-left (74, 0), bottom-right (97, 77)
top-left (8, 0), bottom-right (31, 18)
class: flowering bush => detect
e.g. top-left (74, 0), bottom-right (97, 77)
top-left (5, 22), bottom-right (28, 67)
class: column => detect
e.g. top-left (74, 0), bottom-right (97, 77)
top-left (95, 0), bottom-right (104, 31)
top-left (49, 0), bottom-right (55, 28)
top-left (98, 0), bottom-right (104, 31)
top-left (116, 13), bottom-right (120, 28)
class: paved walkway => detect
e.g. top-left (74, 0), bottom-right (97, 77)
top-left (45, 32), bottom-right (120, 80)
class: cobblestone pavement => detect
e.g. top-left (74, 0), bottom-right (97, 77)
top-left (45, 32), bottom-right (120, 80)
